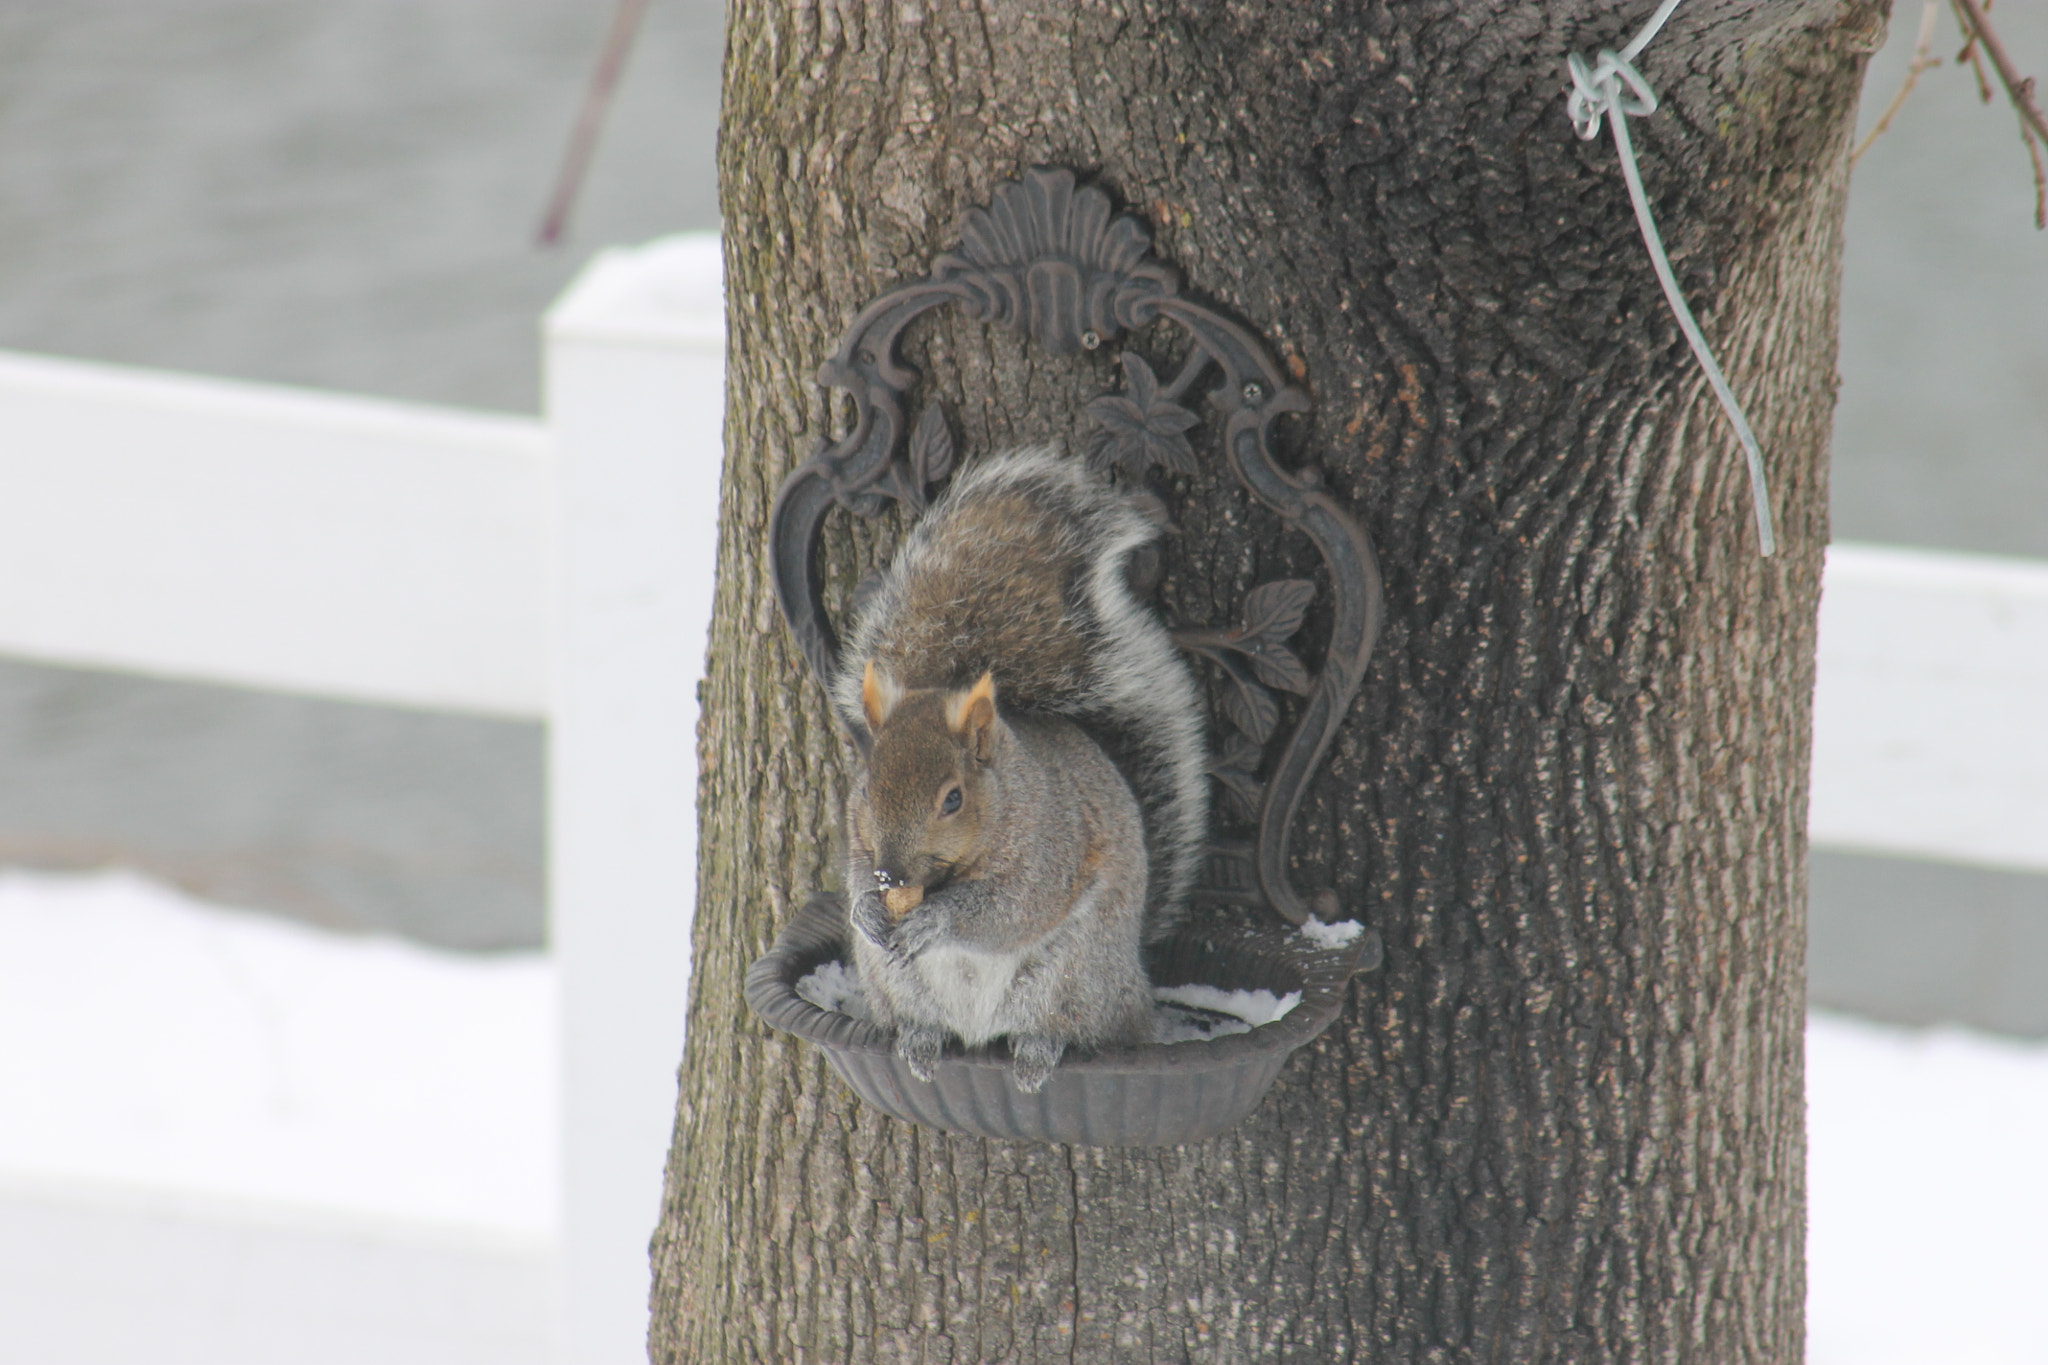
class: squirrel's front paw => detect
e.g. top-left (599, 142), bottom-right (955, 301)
top-left (1007, 1036), bottom-right (1065, 1094)
top-left (895, 1023), bottom-right (946, 1082)
top-left (849, 890), bottom-right (893, 950)
top-left (889, 905), bottom-right (947, 959)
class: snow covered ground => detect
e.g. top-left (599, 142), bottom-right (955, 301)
top-left (0, 869), bottom-right (556, 1234)
top-left (1807, 1012), bottom-right (2048, 1365)
top-left (0, 869), bottom-right (557, 1364)
top-left (0, 868), bottom-right (2043, 1362)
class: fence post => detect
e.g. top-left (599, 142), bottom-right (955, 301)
top-left (543, 234), bottom-right (723, 1365)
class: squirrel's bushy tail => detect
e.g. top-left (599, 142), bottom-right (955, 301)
top-left (834, 446), bottom-right (1209, 941)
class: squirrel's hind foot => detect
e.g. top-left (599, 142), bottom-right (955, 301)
top-left (895, 1023), bottom-right (946, 1082)
top-left (1007, 1035), bottom-right (1065, 1093)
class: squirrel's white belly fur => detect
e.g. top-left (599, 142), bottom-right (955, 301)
top-left (905, 878), bottom-right (1108, 1047)
top-left (910, 945), bottom-right (1027, 1047)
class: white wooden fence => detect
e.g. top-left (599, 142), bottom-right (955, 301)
top-left (0, 231), bottom-right (2042, 1363)
top-left (0, 232), bottom-right (723, 1365)
top-left (1810, 543), bottom-right (2048, 876)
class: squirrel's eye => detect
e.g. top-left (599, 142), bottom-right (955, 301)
top-left (940, 786), bottom-right (963, 815)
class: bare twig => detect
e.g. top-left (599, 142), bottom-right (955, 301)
top-left (1947, 0), bottom-right (2048, 227)
top-left (1948, 0), bottom-right (2048, 140)
top-left (538, 0), bottom-right (651, 248)
top-left (1951, 0), bottom-right (1996, 101)
top-left (2022, 119), bottom-right (2048, 229)
top-left (1850, 0), bottom-right (1943, 168)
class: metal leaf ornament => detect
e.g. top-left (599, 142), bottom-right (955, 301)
top-left (1235, 580), bottom-right (1314, 694)
top-left (1207, 732), bottom-right (1267, 822)
top-left (908, 406), bottom-right (956, 493)
top-left (1085, 352), bottom-right (1200, 478)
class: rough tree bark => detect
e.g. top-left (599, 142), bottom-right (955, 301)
top-left (652, 0), bottom-right (1884, 1359)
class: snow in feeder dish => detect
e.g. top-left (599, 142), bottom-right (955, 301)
top-left (749, 166), bottom-right (1385, 1146)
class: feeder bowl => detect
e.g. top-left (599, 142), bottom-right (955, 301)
top-left (745, 892), bottom-right (1381, 1147)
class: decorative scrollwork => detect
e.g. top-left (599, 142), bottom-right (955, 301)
top-left (935, 169), bottom-right (1178, 355)
top-left (767, 166), bottom-right (1384, 927)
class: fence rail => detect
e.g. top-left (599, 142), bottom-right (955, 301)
top-left (0, 350), bottom-right (548, 718)
top-left (1811, 542), bottom-right (2048, 875)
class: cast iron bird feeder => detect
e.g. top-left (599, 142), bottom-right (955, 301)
top-left (747, 167), bottom-right (1384, 1146)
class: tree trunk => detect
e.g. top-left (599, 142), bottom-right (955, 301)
top-left (653, 1), bottom-right (1884, 1359)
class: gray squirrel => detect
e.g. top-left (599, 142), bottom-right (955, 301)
top-left (835, 446), bottom-right (1209, 1091)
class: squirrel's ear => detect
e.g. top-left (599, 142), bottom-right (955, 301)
top-left (947, 671), bottom-right (998, 764)
top-left (861, 661), bottom-right (902, 729)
